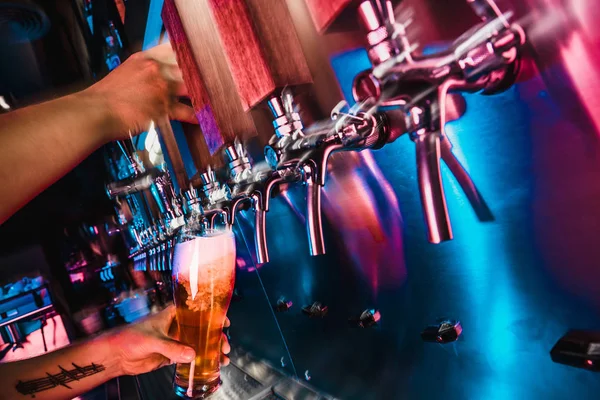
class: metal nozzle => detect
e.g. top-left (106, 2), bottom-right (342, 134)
top-left (302, 163), bottom-right (326, 256)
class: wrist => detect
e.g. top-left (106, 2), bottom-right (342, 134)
top-left (95, 331), bottom-right (125, 379)
top-left (74, 87), bottom-right (124, 145)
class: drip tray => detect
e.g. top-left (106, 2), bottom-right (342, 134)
top-left (132, 347), bottom-right (335, 400)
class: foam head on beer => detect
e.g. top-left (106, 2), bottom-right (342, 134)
top-left (173, 229), bottom-right (236, 310)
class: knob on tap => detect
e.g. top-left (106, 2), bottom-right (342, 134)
top-left (224, 142), bottom-right (252, 181)
top-left (349, 0), bottom-right (524, 244)
top-left (356, 0), bottom-right (409, 66)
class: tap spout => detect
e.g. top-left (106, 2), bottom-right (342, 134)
top-left (414, 130), bottom-right (452, 243)
top-left (205, 209), bottom-right (229, 229)
top-left (302, 161), bottom-right (326, 256)
top-left (251, 193), bottom-right (269, 265)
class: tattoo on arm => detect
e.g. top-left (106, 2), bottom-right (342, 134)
top-left (15, 362), bottom-right (105, 397)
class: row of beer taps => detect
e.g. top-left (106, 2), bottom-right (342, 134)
top-left (105, 0), bottom-right (526, 268)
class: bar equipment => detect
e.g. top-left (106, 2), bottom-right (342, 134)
top-left (161, 0), bottom-right (525, 266)
top-left (92, 0), bottom-right (600, 398)
top-left (551, 330), bottom-right (600, 372)
top-left (350, 0), bottom-right (524, 242)
top-left (263, 92), bottom-right (392, 256)
top-left (171, 228), bottom-right (236, 398)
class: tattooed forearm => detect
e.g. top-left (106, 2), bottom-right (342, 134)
top-left (15, 363), bottom-right (105, 397)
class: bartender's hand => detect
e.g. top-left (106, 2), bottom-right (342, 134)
top-left (108, 305), bottom-right (231, 376)
top-left (84, 42), bottom-right (198, 142)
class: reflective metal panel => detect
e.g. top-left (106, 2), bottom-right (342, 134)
top-left (226, 1), bottom-right (600, 398)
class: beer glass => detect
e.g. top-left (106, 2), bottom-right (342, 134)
top-left (171, 228), bottom-right (236, 398)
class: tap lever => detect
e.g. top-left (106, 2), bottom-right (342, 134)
top-left (437, 78), bottom-right (494, 222)
top-left (440, 138), bottom-right (494, 222)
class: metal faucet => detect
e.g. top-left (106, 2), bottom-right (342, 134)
top-left (351, 0), bottom-right (524, 243)
top-left (197, 168), bottom-right (230, 229)
top-left (106, 140), bottom-right (185, 268)
top-left (221, 144), bottom-right (271, 264)
top-left (264, 92), bottom-right (392, 256)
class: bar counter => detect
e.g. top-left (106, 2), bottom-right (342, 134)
top-left (81, 346), bottom-right (333, 400)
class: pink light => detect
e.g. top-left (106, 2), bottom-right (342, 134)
top-left (587, 359), bottom-right (594, 366)
top-left (559, 32), bottom-right (600, 136)
top-left (69, 272), bottom-right (85, 283)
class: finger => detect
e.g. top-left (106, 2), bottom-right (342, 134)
top-left (170, 80), bottom-right (189, 98)
top-left (221, 333), bottom-right (230, 355)
top-left (220, 354), bottom-right (230, 367)
top-left (223, 317), bottom-right (230, 328)
top-left (167, 316), bottom-right (180, 340)
top-left (170, 103), bottom-right (198, 124)
top-left (153, 337), bottom-right (196, 363)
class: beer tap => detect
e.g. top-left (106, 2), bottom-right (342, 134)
top-left (262, 93), bottom-right (329, 257)
top-left (150, 171), bottom-right (185, 234)
top-left (197, 169), bottom-right (230, 229)
top-left (263, 92), bottom-right (392, 256)
top-left (182, 185), bottom-right (208, 229)
top-left (351, 0), bottom-right (524, 243)
top-left (106, 139), bottom-right (185, 266)
top-left (220, 144), bottom-right (271, 264)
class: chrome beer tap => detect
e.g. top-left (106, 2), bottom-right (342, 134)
top-left (197, 168), bottom-right (230, 229)
top-left (182, 185), bottom-right (208, 230)
top-left (352, 0), bottom-right (524, 243)
top-left (106, 140), bottom-right (184, 261)
top-left (150, 170), bottom-right (185, 235)
top-left (263, 93), bottom-right (329, 257)
top-left (264, 92), bottom-right (392, 256)
top-left (221, 143), bottom-right (271, 264)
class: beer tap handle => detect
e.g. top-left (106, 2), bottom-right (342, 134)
top-left (438, 78), bottom-right (494, 222)
top-left (440, 138), bottom-right (494, 222)
top-left (414, 130), bottom-right (452, 243)
top-left (301, 162), bottom-right (326, 256)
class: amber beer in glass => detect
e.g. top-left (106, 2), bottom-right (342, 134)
top-left (172, 229), bottom-right (236, 398)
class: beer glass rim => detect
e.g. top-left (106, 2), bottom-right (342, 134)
top-left (178, 228), bottom-right (234, 241)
